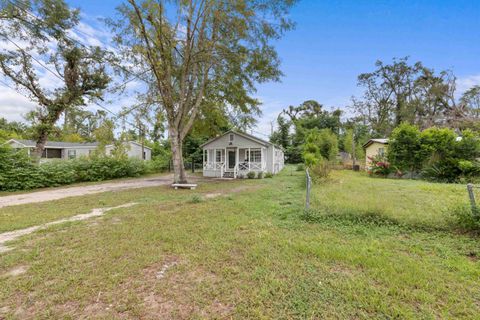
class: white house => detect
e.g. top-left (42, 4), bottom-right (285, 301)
top-left (105, 141), bottom-right (152, 160)
top-left (201, 130), bottom-right (284, 178)
top-left (5, 139), bottom-right (152, 161)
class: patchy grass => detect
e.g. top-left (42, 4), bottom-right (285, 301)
top-left (0, 168), bottom-right (479, 319)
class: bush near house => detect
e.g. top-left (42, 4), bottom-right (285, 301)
top-left (302, 129), bottom-right (337, 181)
top-left (367, 154), bottom-right (394, 177)
top-left (386, 124), bottom-right (480, 182)
top-left (0, 145), bottom-right (152, 191)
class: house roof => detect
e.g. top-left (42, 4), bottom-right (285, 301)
top-left (7, 139), bottom-right (99, 148)
top-left (200, 130), bottom-right (274, 148)
top-left (105, 141), bottom-right (152, 150)
top-left (362, 138), bottom-right (389, 149)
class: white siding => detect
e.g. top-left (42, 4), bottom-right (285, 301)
top-left (105, 142), bottom-right (151, 160)
top-left (203, 132), bottom-right (264, 149)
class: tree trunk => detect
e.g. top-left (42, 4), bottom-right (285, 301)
top-left (33, 129), bottom-right (49, 162)
top-left (169, 128), bottom-right (187, 184)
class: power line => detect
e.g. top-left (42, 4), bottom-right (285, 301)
top-left (7, 0), bottom-right (145, 82)
top-left (0, 2), bottom-right (149, 131)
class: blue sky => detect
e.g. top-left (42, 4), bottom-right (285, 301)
top-left (2, 0), bottom-right (480, 137)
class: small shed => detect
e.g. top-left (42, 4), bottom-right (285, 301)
top-left (362, 138), bottom-right (388, 168)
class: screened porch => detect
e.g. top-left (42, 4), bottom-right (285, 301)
top-left (203, 147), bottom-right (267, 178)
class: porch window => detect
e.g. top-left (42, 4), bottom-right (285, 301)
top-left (216, 150), bottom-right (223, 162)
top-left (246, 149), bottom-right (261, 162)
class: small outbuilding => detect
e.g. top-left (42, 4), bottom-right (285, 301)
top-left (201, 130), bottom-right (284, 178)
top-left (362, 138), bottom-right (388, 168)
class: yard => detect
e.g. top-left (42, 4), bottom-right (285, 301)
top-left (0, 168), bottom-right (479, 319)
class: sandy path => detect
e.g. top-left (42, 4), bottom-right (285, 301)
top-left (0, 174), bottom-right (191, 209)
top-left (0, 203), bottom-right (138, 253)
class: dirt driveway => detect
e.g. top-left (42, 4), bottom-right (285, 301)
top-left (0, 174), bottom-right (202, 209)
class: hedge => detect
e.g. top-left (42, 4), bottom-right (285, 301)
top-left (0, 145), bottom-right (152, 191)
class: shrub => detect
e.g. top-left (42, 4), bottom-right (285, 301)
top-left (257, 171), bottom-right (264, 179)
top-left (368, 154), bottom-right (393, 177)
top-left (388, 123), bottom-right (424, 174)
top-left (0, 147), bottom-right (149, 191)
top-left (310, 159), bottom-right (331, 182)
top-left (450, 204), bottom-right (480, 231)
top-left (302, 129), bottom-right (338, 166)
top-left (296, 164), bottom-right (305, 171)
top-left (247, 171), bottom-right (256, 179)
top-left (265, 172), bottom-right (273, 178)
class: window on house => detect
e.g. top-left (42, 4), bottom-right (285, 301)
top-left (43, 148), bottom-right (62, 159)
top-left (67, 149), bottom-right (76, 159)
top-left (143, 151), bottom-right (146, 160)
top-left (216, 150), bottom-right (223, 162)
top-left (378, 148), bottom-right (385, 157)
top-left (246, 149), bottom-right (261, 162)
top-left (229, 134), bottom-right (234, 142)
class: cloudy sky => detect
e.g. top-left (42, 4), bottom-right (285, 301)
top-left (1, 0), bottom-right (480, 138)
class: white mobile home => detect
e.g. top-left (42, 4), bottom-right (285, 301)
top-left (6, 139), bottom-right (152, 161)
top-left (6, 139), bottom-right (98, 160)
top-left (201, 130), bottom-right (284, 178)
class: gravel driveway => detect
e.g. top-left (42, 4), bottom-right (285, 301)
top-left (0, 174), bottom-right (199, 209)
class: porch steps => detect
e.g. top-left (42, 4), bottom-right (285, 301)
top-left (223, 172), bottom-right (235, 179)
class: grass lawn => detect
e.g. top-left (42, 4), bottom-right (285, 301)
top-left (0, 168), bottom-right (479, 319)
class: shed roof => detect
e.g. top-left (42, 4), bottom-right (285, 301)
top-left (362, 138), bottom-right (389, 149)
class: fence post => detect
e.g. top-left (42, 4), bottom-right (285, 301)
top-left (305, 168), bottom-right (311, 210)
top-left (467, 183), bottom-right (478, 217)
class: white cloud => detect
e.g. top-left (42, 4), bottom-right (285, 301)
top-left (457, 74), bottom-right (480, 95)
top-left (253, 97), bottom-right (285, 138)
top-left (0, 86), bottom-right (36, 122)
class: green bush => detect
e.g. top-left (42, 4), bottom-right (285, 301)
top-left (387, 125), bottom-right (480, 182)
top-left (257, 171), bottom-right (264, 179)
top-left (0, 145), bottom-right (150, 191)
top-left (265, 172), bottom-right (273, 178)
top-left (388, 123), bottom-right (423, 174)
top-left (450, 204), bottom-right (480, 231)
top-left (247, 171), bottom-right (256, 179)
top-left (310, 159), bottom-right (332, 182)
top-left (296, 164), bottom-right (305, 171)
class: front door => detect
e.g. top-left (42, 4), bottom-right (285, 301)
top-left (228, 150), bottom-right (236, 169)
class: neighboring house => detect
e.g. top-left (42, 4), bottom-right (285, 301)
top-left (201, 130), bottom-right (285, 178)
top-left (5, 139), bottom-right (152, 161)
top-left (362, 138), bottom-right (388, 168)
top-left (105, 141), bottom-right (152, 160)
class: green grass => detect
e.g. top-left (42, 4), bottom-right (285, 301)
top-left (0, 168), bottom-right (479, 319)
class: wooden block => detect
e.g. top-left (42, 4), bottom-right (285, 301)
top-left (171, 183), bottom-right (198, 190)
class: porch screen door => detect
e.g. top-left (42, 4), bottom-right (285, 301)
top-left (228, 150), bottom-right (236, 169)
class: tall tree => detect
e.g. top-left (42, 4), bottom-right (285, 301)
top-left (110, 0), bottom-right (295, 183)
top-left (352, 57), bottom-right (471, 135)
top-left (0, 0), bottom-right (110, 159)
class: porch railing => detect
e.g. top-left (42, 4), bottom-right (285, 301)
top-left (238, 161), bottom-right (264, 171)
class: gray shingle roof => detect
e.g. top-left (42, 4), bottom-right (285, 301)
top-left (12, 139), bottom-right (99, 148)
